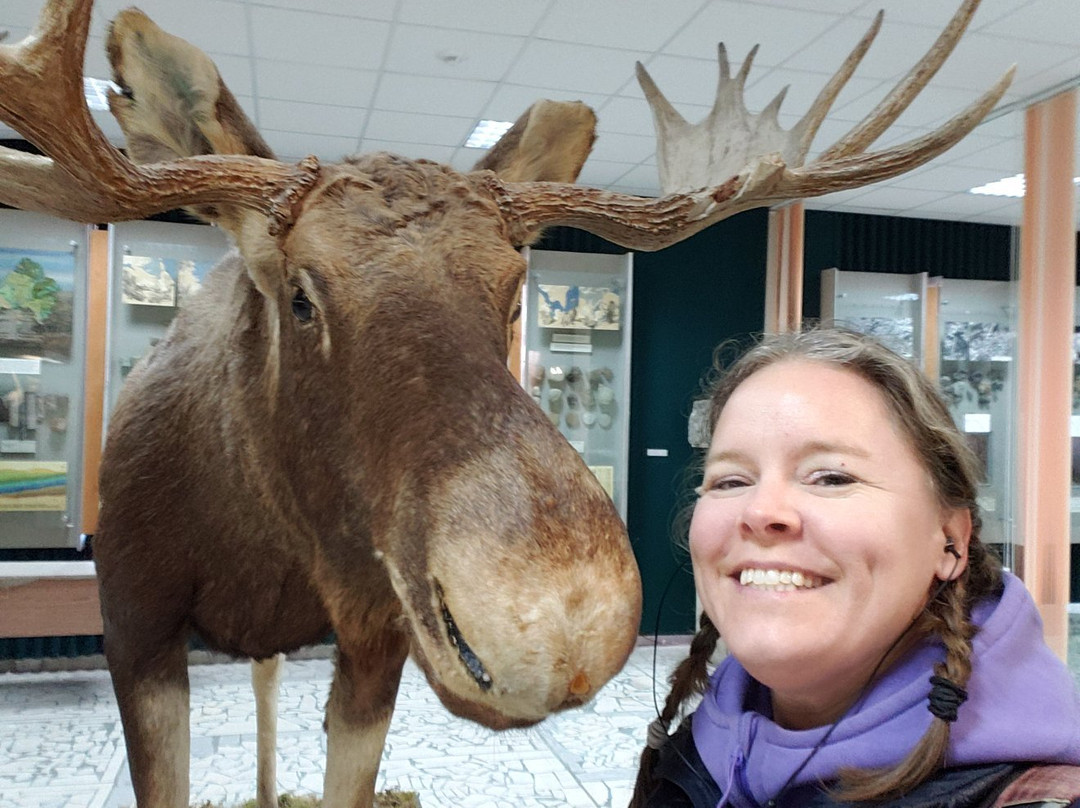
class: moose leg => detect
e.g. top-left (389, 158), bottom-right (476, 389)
top-left (322, 632), bottom-right (409, 808)
top-left (252, 653), bottom-right (285, 808)
top-left (105, 634), bottom-right (191, 808)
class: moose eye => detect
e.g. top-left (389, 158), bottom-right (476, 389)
top-left (291, 288), bottom-right (314, 322)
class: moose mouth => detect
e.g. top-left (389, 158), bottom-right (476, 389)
top-left (436, 583), bottom-right (493, 692)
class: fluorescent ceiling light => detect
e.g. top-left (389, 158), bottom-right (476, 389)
top-left (83, 77), bottom-right (120, 111)
top-left (465, 120), bottom-right (513, 149)
top-left (970, 172), bottom-right (1080, 198)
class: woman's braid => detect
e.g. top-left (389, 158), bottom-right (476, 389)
top-left (629, 613), bottom-right (720, 808)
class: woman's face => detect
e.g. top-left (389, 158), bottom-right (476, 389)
top-left (689, 360), bottom-right (968, 729)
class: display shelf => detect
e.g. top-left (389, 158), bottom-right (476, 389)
top-left (520, 249), bottom-right (633, 520)
top-left (0, 211), bottom-right (90, 549)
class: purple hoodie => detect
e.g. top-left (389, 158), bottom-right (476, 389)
top-left (691, 572), bottom-right (1080, 807)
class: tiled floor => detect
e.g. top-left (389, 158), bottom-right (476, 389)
top-left (0, 641), bottom-right (692, 808)
top-left (2, 618), bottom-right (1078, 808)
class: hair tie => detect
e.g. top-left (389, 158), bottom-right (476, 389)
top-left (928, 675), bottom-right (967, 722)
top-left (646, 717), bottom-right (671, 749)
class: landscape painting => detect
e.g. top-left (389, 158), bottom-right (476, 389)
top-left (0, 246), bottom-right (76, 362)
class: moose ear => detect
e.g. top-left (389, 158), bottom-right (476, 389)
top-left (472, 100), bottom-right (596, 183)
top-left (106, 8), bottom-right (276, 235)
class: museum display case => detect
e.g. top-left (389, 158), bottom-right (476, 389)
top-left (0, 211), bottom-right (91, 549)
top-left (0, 214), bottom-right (231, 550)
top-left (519, 249), bottom-right (633, 520)
top-left (106, 220), bottom-right (230, 420)
top-left (822, 268), bottom-right (1018, 551)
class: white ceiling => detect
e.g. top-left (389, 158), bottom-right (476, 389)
top-left (2, 0), bottom-right (1078, 227)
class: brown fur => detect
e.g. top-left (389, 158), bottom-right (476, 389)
top-left (94, 10), bottom-right (640, 808)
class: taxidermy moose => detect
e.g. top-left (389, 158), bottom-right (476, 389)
top-left (0, 0), bottom-right (1010, 806)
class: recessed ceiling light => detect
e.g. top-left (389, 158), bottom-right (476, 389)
top-left (84, 76), bottom-right (120, 111)
top-left (970, 172), bottom-right (1080, 198)
top-left (465, 120), bottom-right (513, 149)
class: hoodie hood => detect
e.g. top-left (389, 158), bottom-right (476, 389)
top-left (692, 572), bottom-right (1080, 807)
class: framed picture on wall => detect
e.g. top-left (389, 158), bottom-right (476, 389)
top-left (0, 246), bottom-right (76, 361)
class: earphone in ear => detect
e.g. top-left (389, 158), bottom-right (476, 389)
top-left (944, 538), bottom-right (962, 560)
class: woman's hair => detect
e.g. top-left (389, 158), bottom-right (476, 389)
top-left (630, 326), bottom-right (1004, 806)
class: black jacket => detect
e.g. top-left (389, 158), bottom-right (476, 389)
top-left (641, 721), bottom-right (1080, 808)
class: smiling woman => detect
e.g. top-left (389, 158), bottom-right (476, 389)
top-left (630, 327), bottom-right (1080, 808)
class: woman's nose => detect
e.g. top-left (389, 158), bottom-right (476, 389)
top-left (740, 478), bottom-right (801, 540)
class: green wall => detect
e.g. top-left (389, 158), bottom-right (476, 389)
top-left (628, 210), bottom-right (769, 635)
top-left (538, 210), bottom-right (771, 635)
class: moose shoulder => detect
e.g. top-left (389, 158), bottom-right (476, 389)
top-left (0, 1), bottom-right (1011, 807)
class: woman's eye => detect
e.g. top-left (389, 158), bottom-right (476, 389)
top-left (811, 471), bottom-right (855, 486)
top-left (292, 288), bottom-right (314, 322)
top-left (705, 477), bottom-right (749, 492)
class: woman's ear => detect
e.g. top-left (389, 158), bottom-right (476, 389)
top-left (937, 507), bottom-right (972, 581)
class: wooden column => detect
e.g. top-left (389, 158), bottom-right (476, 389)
top-left (1017, 90), bottom-right (1077, 661)
top-left (765, 202), bottom-right (805, 333)
top-left (80, 226), bottom-right (109, 535)
top-left (923, 279), bottom-right (942, 380)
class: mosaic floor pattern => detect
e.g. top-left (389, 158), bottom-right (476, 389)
top-left (0, 642), bottom-right (691, 808)
top-left (3, 616), bottom-right (1078, 808)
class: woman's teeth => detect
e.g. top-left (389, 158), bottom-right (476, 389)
top-left (739, 568), bottom-right (823, 591)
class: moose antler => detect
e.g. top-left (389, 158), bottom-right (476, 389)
top-left (491, 0), bottom-right (1014, 250)
top-left (0, 0), bottom-right (318, 225)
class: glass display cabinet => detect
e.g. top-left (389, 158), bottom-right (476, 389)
top-left (520, 249), bottom-right (633, 520)
top-left (936, 278), bottom-right (1016, 551)
top-left (0, 211), bottom-right (90, 549)
top-left (820, 268), bottom-right (929, 359)
top-left (824, 269), bottom-right (1017, 551)
top-left (105, 220), bottom-right (230, 421)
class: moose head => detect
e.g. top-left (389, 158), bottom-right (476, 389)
top-left (0, 1), bottom-right (1011, 807)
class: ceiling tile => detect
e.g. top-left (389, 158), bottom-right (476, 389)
top-left (848, 0), bottom-right (1022, 30)
top-left (982, 0), bottom-right (1080, 47)
top-left (385, 25), bottom-right (526, 82)
top-left (250, 7), bottom-right (390, 70)
top-left (3, 0), bottom-right (1078, 226)
top-left (746, 0), bottom-right (869, 11)
top-left (886, 164), bottom-right (1013, 194)
top-left (744, 69), bottom-right (881, 123)
top-left (779, 15), bottom-right (957, 82)
top-left (839, 185), bottom-right (955, 210)
top-left (507, 40), bottom-right (644, 96)
top-left (597, 96), bottom-right (703, 137)
top-left (397, 0), bottom-right (552, 36)
top-left (590, 132), bottom-right (656, 165)
top-left (483, 85), bottom-right (609, 124)
top-left (250, 0), bottom-right (397, 20)
top-left (359, 140), bottom-right (458, 164)
top-left (907, 192), bottom-right (1023, 223)
top-left (537, 0), bottom-right (705, 52)
top-left (665, 2), bottom-right (844, 64)
top-left (576, 160), bottom-right (642, 189)
top-left (374, 74), bottom-right (497, 118)
top-left (363, 110), bottom-right (476, 147)
top-left (925, 32), bottom-right (1069, 92)
top-left (255, 61), bottom-right (378, 108)
top-left (634, 55), bottom-right (730, 107)
top-left (89, 0), bottom-right (250, 56)
top-left (257, 99), bottom-right (366, 138)
top-left (261, 130), bottom-right (359, 161)
top-left (946, 137), bottom-right (1025, 174)
top-left (450, 146), bottom-right (491, 171)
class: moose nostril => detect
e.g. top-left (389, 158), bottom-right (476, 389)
top-left (569, 670), bottom-right (590, 696)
